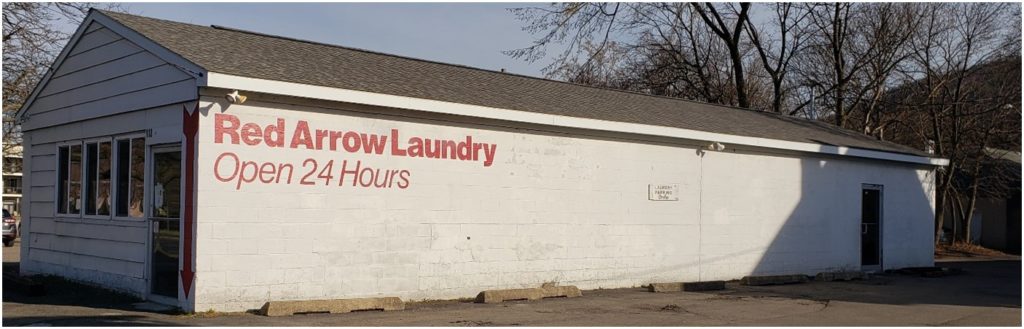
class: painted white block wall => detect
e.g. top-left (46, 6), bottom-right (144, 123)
top-left (698, 151), bottom-right (935, 279)
top-left (192, 97), bottom-right (936, 312)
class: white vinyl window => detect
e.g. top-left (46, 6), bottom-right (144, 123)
top-left (114, 136), bottom-right (146, 219)
top-left (83, 138), bottom-right (113, 218)
top-left (56, 135), bottom-right (145, 219)
top-left (56, 142), bottom-right (83, 216)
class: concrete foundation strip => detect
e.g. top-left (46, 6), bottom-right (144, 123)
top-left (260, 297), bottom-right (404, 316)
top-left (475, 285), bottom-right (582, 304)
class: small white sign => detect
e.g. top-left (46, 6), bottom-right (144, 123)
top-left (648, 184), bottom-right (679, 201)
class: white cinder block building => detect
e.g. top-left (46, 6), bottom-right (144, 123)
top-left (16, 11), bottom-right (948, 312)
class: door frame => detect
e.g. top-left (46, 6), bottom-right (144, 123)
top-left (861, 184), bottom-right (884, 272)
top-left (145, 143), bottom-right (183, 305)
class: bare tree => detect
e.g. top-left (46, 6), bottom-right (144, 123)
top-left (2, 3), bottom-right (125, 155)
top-left (744, 3), bottom-right (809, 113)
top-left (799, 3), bottom-right (876, 128)
top-left (627, 3), bottom-right (735, 103)
top-left (505, 3), bottom-right (624, 79)
top-left (689, 2), bottom-right (752, 108)
top-left (885, 3), bottom-right (1020, 243)
top-left (546, 40), bottom-right (635, 90)
top-left (848, 3), bottom-right (923, 137)
top-left (506, 2), bottom-right (756, 108)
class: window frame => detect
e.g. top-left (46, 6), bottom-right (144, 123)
top-left (81, 136), bottom-right (114, 220)
top-left (112, 133), bottom-right (148, 221)
top-left (55, 133), bottom-right (148, 222)
top-left (54, 141), bottom-right (82, 218)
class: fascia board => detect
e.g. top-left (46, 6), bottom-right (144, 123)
top-left (204, 72), bottom-right (949, 167)
top-left (88, 11), bottom-right (207, 82)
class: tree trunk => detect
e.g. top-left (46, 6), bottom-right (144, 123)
top-left (962, 188), bottom-right (979, 244)
top-left (730, 44), bottom-right (750, 108)
top-left (830, 4), bottom-right (847, 128)
top-left (834, 86), bottom-right (845, 127)
top-left (772, 80), bottom-right (783, 113)
top-left (952, 191), bottom-right (966, 242)
top-left (690, 2), bottom-right (751, 108)
top-left (934, 175), bottom-right (951, 244)
top-left (959, 152), bottom-right (986, 244)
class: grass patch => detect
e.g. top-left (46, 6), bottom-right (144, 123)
top-left (935, 242), bottom-right (1010, 258)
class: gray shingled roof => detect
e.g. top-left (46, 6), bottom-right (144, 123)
top-left (100, 10), bottom-right (929, 157)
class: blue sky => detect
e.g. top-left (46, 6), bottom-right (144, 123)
top-left (120, 3), bottom-right (548, 77)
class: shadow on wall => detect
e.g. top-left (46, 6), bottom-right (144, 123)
top-left (697, 146), bottom-right (937, 281)
top-left (697, 146), bottom-right (1020, 309)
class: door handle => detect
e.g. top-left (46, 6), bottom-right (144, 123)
top-left (862, 223), bottom-right (868, 234)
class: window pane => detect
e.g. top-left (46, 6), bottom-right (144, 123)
top-left (68, 144), bottom-right (83, 214)
top-left (152, 151), bottom-right (181, 218)
top-left (57, 146), bottom-right (69, 214)
top-left (98, 142), bottom-right (112, 216)
top-left (116, 139), bottom-right (130, 217)
top-left (85, 143), bottom-right (98, 215)
top-left (129, 138), bottom-right (145, 218)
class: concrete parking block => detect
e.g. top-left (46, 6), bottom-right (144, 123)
top-left (648, 281), bottom-right (725, 292)
top-left (260, 297), bottom-right (404, 316)
top-left (815, 271), bottom-right (868, 282)
top-left (648, 282), bottom-right (684, 292)
top-left (892, 266), bottom-right (963, 277)
top-left (540, 285), bottom-right (582, 298)
top-left (683, 281), bottom-right (726, 291)
top-left (475, 288), bottom-right (544, 304)
top-left (476, 285), bottom-right (582, 303)
top-left (740, 274), bottom-right (809, 286)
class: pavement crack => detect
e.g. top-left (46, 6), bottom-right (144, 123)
top-left (816, 300), bottom-right (831, 312)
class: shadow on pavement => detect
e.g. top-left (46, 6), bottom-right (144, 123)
top-left (709, 260), bottom-right (1021, 309)
top-left (3, 240), bottom-right (182, 318)
top-left (2, 240), bottom-right (189, 327)
top-left (2, 315), bottom-right (188, 327)
top-left (3, 231), bottom-right (1019, 327)
top-left (3, 260), bottom-right (17, 273)
top-left (2, 272), bottom-right (174, 315)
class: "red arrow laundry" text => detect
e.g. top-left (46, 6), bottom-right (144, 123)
top-left (214, 113), bottom-right (497, 167)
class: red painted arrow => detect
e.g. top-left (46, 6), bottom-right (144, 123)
top-left (181, 104), bottom-right (199, 298)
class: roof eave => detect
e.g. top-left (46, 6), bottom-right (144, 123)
top-left (204, 72), bottom-right (948, 167)
top-left (92, 10), bottom-right (208, 80)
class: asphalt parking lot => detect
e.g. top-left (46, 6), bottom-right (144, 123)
top-left (3, 240), bottom-right (1021, 326)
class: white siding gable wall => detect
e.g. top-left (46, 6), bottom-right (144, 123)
top-left (18, 20), bottom-right (196, 297)
top-left (19, 21), bottom-right (196, 131)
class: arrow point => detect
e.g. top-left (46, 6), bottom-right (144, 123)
top-left (180, 270), bottom-right (195, 298)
